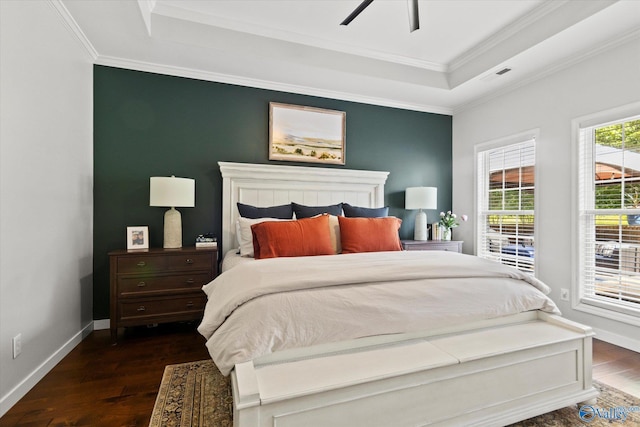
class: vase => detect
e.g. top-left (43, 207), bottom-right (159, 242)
top-left (441, 226), bottom-right (452, 241)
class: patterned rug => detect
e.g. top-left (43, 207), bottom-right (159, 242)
top-left (149, 360), bottom-right (232, 427)
top-left (149, 360), bottom-right (639, 427)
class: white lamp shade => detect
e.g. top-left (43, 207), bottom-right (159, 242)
top-left (150, 176), bottom-right (195, 208)
top-left (405, 187), bottom-right (437, 210)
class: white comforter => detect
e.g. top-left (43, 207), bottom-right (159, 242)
top-left (198, 251), bottom-right (560, 375)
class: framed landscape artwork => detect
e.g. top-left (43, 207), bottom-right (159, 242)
top-left (269, 102), bottom-right (346, 165)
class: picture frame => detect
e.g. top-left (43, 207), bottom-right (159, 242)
top-left (127, 226), bottom-right (149, 250)
top-left (269, 102), bottom-right (346, 165)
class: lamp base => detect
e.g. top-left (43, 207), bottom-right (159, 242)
top-left (163, 207), bottom-right (182, 249)
top-left (414, 210), bottom-right (428, 241)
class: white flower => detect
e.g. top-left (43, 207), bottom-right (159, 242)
top-left (439, 210), bottom-right (467, 228)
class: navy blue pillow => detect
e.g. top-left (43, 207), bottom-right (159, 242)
top-left (343, 203), bottom-right (389, 218)
top-left (237, 202), bottom-right (293, 219)
top-left (292, 202), bottom-right (343, 219)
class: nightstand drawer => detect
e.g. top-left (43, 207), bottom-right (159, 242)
top-left (120, 294), bottom-right (206, 320)
top-left (118, 272), bottom-right (211, 296)
top-left (166, 253), bottom-right (214, 271)
top-left (117, 256), bottom-right (167, 273)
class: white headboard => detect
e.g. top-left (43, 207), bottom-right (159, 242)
top-left (219, 162), bottom-right (389, 254)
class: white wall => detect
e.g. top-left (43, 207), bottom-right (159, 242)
top-left (0, 0), bottom-right (94, 416)
top-left (453, 36), bottom-right (640, 350)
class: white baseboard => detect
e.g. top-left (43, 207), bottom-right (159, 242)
top-left (93, 318), bottom-right (110, 330)
top-left (0, 322), bottom-right (94, 418)
top-left (593, 326), bottom-right (640, 353)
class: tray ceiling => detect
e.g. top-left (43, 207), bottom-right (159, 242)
top-left (62, 0), bottom-right (640, 114)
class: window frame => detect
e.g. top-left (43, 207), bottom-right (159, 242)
top-left (475, 130), bottom-right (538, 275)
top-left (572, 102), bottom-right (640, 327)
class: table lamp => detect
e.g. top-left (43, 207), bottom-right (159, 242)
top-left (405, 186), bottom-right (437, 241)
top-left (150, 176), bottom-right (195, 248)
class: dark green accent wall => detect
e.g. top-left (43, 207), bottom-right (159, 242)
top-left (94, 65), bottom-right (452, 319)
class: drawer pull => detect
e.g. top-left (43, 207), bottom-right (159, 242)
top-left (185, 259), bottom-right (194, 265)
top-left (136, 261), bottom-right (146, 267)
top-left (185, 279), bottom-right (195, 284)
top-left (186, 301), bottom-right (194, 308)
top-left (137, 306), bottom-right (146, 312)
top-left (137, 281), bottom-right (146, 287)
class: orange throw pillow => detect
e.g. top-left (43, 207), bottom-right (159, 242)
top-left (251, 214), bottom-right (335, 259)
top-left (338, 216), bottom-right (402, 253)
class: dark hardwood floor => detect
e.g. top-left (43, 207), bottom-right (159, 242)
top-left (0, 323), bottom-right (209, 427)
top-left (1, 327), bottom-right (638, 426)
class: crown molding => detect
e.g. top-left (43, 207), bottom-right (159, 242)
top-left (94, 55), bottom-right (453, 116)
top-left (448, 0), bottom-right (568, 73)
top-left (136, 0), bottom-right (156, 35)
top-left (48, 0), bottom-right (98, 60)
top-left (150, 1), bottom-right (447, 73)
top-left (453, 28), bottom-right (640, 114)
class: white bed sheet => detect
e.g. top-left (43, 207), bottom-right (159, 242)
top-left (220, 249), bottom-right (253, 273)
top-left (199, 251), bottom-right (560, 375)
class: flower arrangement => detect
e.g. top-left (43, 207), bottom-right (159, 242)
top-left (439, 211), bottom-right (468, 229)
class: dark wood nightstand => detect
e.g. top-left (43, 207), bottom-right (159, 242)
top-left (109, 247), bottom-right (218, 343)
top-left (401, 240), bottom-right (463, 253)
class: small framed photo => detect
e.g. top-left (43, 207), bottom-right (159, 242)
top-left (127, 226), bottom-right (149, 250)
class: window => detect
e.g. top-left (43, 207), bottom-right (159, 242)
top-left (577, 111), bottom-right (640, 322)
top-left (477, 135), bottom-right (536, 273)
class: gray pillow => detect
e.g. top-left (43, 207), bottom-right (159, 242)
top-left (292, 202), bottom-right (343, 218)
top-left (343, 203), bottom-right (389, 218)
top-left (237, 202), bottom-right (293, 219)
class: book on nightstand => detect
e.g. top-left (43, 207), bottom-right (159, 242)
top-left (196, 242), bottom-right (217, 248)
top-left (195, 234), bottom-right (217, 248)
top-left (432, 222), bottom-right (441, 240)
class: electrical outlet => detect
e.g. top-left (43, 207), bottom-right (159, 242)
top-left (12, 334), bottom-right (22, 359)
top-left (560, 288), bottom-right (570, 301)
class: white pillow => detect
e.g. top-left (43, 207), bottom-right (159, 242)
top-left (310, 214), bottom-right (341, 254)
top-left (236, 217), bottom-right (286, 257)
top-left (327, 214), bottom-right (342, 254)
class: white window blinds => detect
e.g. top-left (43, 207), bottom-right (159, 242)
top-left (477, 139), bottom-right (535, 273)
top-left (578, 115), bottom-right (640, 318)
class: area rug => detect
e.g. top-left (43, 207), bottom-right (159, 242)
top-left (149, 360), bottom-right (232, 427)
top-left (149, 360), bottom-right (639, 427)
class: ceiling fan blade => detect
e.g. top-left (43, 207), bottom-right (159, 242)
top-left (340, 0), bottom-right (374, 26)
top-left (407, 0), bottom-right (419, 32)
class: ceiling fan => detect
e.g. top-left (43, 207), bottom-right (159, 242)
top-left (341, 0), bottom-right (420, 32)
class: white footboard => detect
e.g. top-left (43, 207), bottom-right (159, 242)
top-left (231, 312), bottom-right (597, 427)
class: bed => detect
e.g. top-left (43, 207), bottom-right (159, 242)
top-left (198, 161), bottom-right (598, 427)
